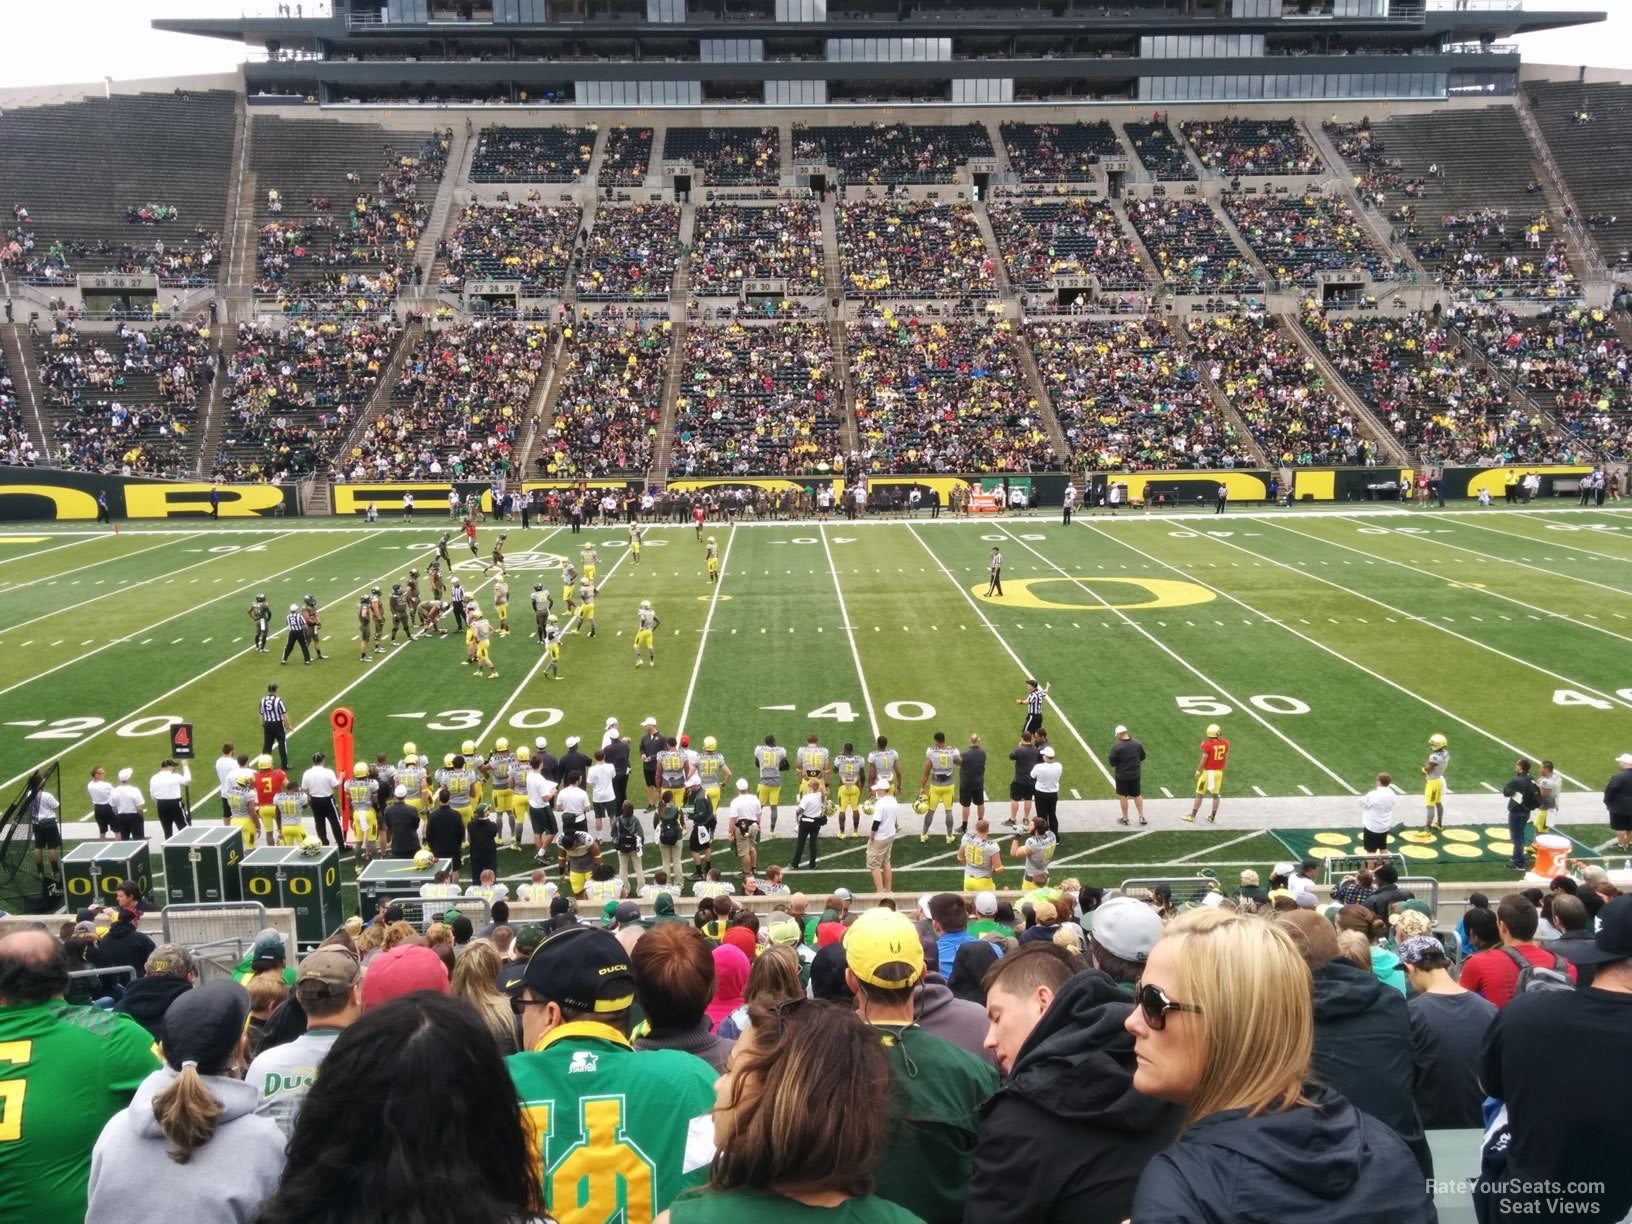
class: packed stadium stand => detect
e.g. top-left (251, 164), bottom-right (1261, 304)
top-left (671, 322), bottom-right (840, 476)
top-left (999, 121), bottom-right (1125, 182)
top-left (536, 320), bottom-right (668, 477)
top-left (0, 90), bottom-right (236, 285)
top-left (691, 203), bottom-right (825, 296)
top-left (1525, 81), bottom-right (1632, 272)
top-left (1125, 194), bottom-right (1262, 293)
top-left (1222, 189), bottom-right (1398, 287)
top-left (836, 199), bottom-right (995, 298)
top-left (793, 123), bottom-right (993, 184)
top-left (599, 126), bottom-right (654, 187)
top-left (576, 203), bottom-right (680, 301)
top-left (1181, 118), bottom-right (1326, 178)
top-left (1123, 119), bottom-right (1198, 182)
top-left (436, 201), bottom-right (582, 294)
top-left (0, 347), bottom-right (37, 466)
top-left (988, 196), bottom-right (1149, 293)
top-left (662, 126), bottom-right (780, 185)
top-left (469, 126), bottom-right (595, 183)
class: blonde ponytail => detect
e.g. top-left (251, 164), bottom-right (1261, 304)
top-left (152, 1062), bottom-right (224, 1164)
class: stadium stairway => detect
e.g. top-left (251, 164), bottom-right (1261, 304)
top-left (328, 316), bottom-right (423, 478)
top-left (1304, 119), bottom-right (1428, 286)
top-left (1523, 82), bottom-right (1630, 274)
top-left (1208, 196), bottom-right (1274, 288)
top-left (580, 123), bottom-right (609, 188)
top-left (1169, 318), bottom-right (1269, 469)
top-left (819, 196), bottom-right (842, 302)
top-left (1281, 315), bottom-right (1411, 466)
top-left (513, 326), bottom-right (566, 481)
top-left (970, 201), bottom-right (1013, 296)
top-left (1511, 98), bottom-right (1602, 280)
top-left (195, 323), bottom-right (237, 476)
top-left (1109, 198), bottom-right (1163, 288)
top-left (217, 97), bottom-right (255, 319)
top-left (0, 324), bottom-right (49, 460)
top-left (829, 318), bottom-right (859, 456)
top-left (650, 317), bottom-right (690, 482)
top-left (671, 201), bottom-right (696, 320)
top-left (413, 123), bottom-right (474, 287)
top-left (1012, 334), bottom-right (1071, 468)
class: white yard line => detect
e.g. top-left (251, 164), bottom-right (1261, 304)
top-left (1164, 829), bottom-right (1268, 864)
top-left (1004, 525), bottom-right (1359, 795)
top-left (0, 534), bottom-right (103, 567)
top-left (1475, 514), bottom-right (1632, 567)
top-left (1085, 524), bottom-right (1596, 793)
top-left (1048, 828), bottom-right (1160, 867)
top-left (676, 526), bottom-right (737, 736)
top-left (0, 532), bottom-right (200, 596)
top-left (819, 523), bottom-right (880, 739)
top-left (1261, 519), bottom-right (1632, 711)
top-left (0, 532), bottom-right (395, 795)
top-left (907, 524), bottom-right (1118, 789)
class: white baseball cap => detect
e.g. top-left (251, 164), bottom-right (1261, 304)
top-left (834, 887), bottom-right (853, 902)
top-left (534, 736), bottom-right (548, 749)
top-left (117, 768), bottom-right (133, 782)
top-left (974, 891), bottom-right (999, 916)
top-left (736, 778), bottom-right (749, 791)
top-left (605, 716), bottom-right (618, 728)
top-left (1114, 725), bottom-right (1128, 736)
top-left (872, 778), bottom-right (891, 791)
top-left (1619, 753), bottom-right (1632, 767)
top-left (1039, 746), bottom-right (1055, 759)
top-left (394, 785), bottom-right (408, 798)
top-left (641, 716), bottom-right (657, 727)
top-left (565, 736), bottom-right (580, 748)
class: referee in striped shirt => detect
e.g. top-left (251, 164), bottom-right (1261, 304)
top-left (281, 602), bottom-right (312, 665)
top-left (261, 684), bottom-right (290, 771)
top-left (1016, 678), bottom-right (1049, 737)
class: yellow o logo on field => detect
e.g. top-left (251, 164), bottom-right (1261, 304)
top-left (973, 577), bottom-right (1216, 611)
top-left (1483, 828), bottom-right (1511, 840)
top-left (1399, 830), bottom-right (1436, 844)
top-left (1314, 832), bottom-right (1352, 847)
top-left (1313, 846), bottom-right (1353, 859)
top-left (1443, 844), bottom-right (1483, 859)
top-left (1399, 844), bottom-right (1438, 860)
top-left (1442, 828), bottom-right (1480, 843)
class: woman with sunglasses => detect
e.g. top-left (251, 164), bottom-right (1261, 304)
top-left (657, 999), bottom-right (921, 1224)
top-left (1124, 909), bottom-right (1433, 1224)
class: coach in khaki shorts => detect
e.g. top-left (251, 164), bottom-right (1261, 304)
top-left (866, 778), bottom-right (899, 892)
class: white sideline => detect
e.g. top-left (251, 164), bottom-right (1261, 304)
top-left (677, 526), bottom-right (736, 737)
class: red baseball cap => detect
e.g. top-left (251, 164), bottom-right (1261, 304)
top-left (679, 734), bottom-right (690, 748)
top-left (361, 944), bottom-right (449, 1011)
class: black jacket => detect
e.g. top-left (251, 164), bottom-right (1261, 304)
top-left (1503, 772), bottom-right (1540, 814)
top-left (425, 804), bottom-right (465, 861)
top-left (1364, 884), bottom-right (1415, 919)
top-left (1130, 1086), bottom-right (1434, 1224)
top-left (1605, 768), bottom-right (1632, 819)
top-left (558, 749), bottom-right (592, 787)
top-left (604, 738), bottom-right (631, 779)
top-left (1107, 739), bottom-right (1147, 782)
top-left (966, 970), bottom-right (1181, 1224)
top-left (112, 974), bottom-right (192, 1039)
top-left (1310, 959), bottom-right (1432, 1179)
top-left (88, 922), bottom-right (156, 984)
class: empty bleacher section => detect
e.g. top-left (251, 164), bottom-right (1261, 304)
top-left (436, 202), bottom-right (581, 294)
top-left (1123, 120), bottom-right (1197, 181)
top-left (600, 126), bottom-right (654, 187)
top-left (691, 204), bottom-right (824, 295)
top-left (1222, 190), bottom-right (1397, 286)
top-left (349, 323), bottom-right (546, 480)
top-left (847, 316), bottom-right (1057, 472)
top-left (251, 119), bottom-right (447, 310)
top-left (662, 127), bottom-right (779, 185)
top-left (38, 321), bottom-right (212, 476)
top-left (1327, 108), bottom-right (1576, 300)
top-left (999, 121), bottom-right (1124, 182)
top-left (836, 199), bottom-right (995, 298)
top-left (1453, 303), bottom-right (1632, 460)
top-left (1303, 308), bottom-right (1577, 465)
top-left (1190, 311), bottom-right (1378, 466)
top-left (792, 123), bottom-right (992, 185)
top-left (535, 321), bottom-right (668, 477)
top-left (671, 323), bottom-right (839, 476)
top-left (988, 196), bottom-right (1148, 293)
top-left (576, 203), bottom-right (681, 301)
top-left (469, 126), bottom-right (594, 183)
top-left (1526, 81), bottom-right (1632, 271)
top-left (1181, 118), bottom-right (1325, 177)
top-left (1028, 318), bottom-right (1247, 471)
top-left (213, 319), bottom-right (404, 483)
top-left (0, 90), bottom-right (235, 285)
top-left (1126, 195), bottom-right (1261, 293)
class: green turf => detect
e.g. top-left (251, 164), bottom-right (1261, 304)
top-left (4, 503), bottom-right (1630, 911)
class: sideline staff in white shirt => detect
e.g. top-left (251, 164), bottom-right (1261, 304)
top-left (110, 768), bottom-right (146, 842)
top-left (214, 743), bottom-right (239, 822)
top-left (87, 766), bottom-right (117, 841)
top-left (1359, 771), bottom-right (1398, 859)
top-left (301, 751), bottom-right (344, 847)
top-left (149, 760), bottom-right (192, 839)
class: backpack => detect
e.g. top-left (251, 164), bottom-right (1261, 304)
top-left (657, 808), bottom-right (682, 846)
top-left (615, 820), bottom-right (641, 854)
top-left (1502, 946), bottom-right (1572, 996)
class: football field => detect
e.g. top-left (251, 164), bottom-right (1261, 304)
top-left (2, 501), bottom-right (1630, 907)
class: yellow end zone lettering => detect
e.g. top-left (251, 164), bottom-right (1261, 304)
top-left (973, 577), bottom-right (1216, 611)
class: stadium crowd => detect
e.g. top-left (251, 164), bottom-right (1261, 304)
top-left (665, 126), bottom-right (780, 185)
top-left (1190, 310), bottom-right (1379, 465)
top-left (988, 197), bottom-right (1148, 293)
top-left (437, 201), bottom-right (581, 294)
top-left (1124, 118), bottom-right (1197, 181)
top-left (691, 203), bottom-right (825, 295)
top-left (1304, 307), bottom-right (1584, 465)
top-left (469, 125), bottom-right (595, 182)
top-left (600, 126), bottom-right (654, 186)
top-left (40, 320), bottom-right (212, 476)
top-left (999, 120), bottom-right (1125, 181)
top-left (1, 229), bottom-right (223, 286)
top-left (1324, 119), bottom-right (1423, 207)
top-left (1222, 191), bottom-right (1398, 286)
top-left (671, 322), bottom-right (838, 476)
top-left (837, 199), bottom-right (996, 298)
top-left (576, 203), bottom-right (681, 300)
top-left (1407, 209), bottom-right (1578, 300)
top-left (534, 318), bottom-right (669, 477)
top-left (0, 350), bottom-right (38, 467)
top-left (1124, 195), bottom-right (1262, 292)
top-left (793, 122), bottom-right (994, 184)
top-left (1181, 118), bottom-right (1326, 177)
top-left (214, 319), bottom-right (403, 482)
top-left (347, 322), bottom-right (545, 481)
top-left (848, 314), bottom-right (1057, 472)
top-left (1452, 303), bottom-right (1632, 459)
top-left (1029, 318), bottom-right (1248, 471)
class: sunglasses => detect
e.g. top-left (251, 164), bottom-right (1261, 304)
top-left (1137, 983), bottom-right (1203, 1031)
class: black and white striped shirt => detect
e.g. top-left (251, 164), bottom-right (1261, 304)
top-left (260, 694), bottom-right (287, 724)
top-left (286, 609), bottom-right (306, 633)
top-left (1026, 689), bottom-right (1044, 718)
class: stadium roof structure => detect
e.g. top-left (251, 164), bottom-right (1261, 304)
top-left (157, 0), bottom-right (1605, 108)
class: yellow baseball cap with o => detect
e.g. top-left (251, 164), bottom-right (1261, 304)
top-left (843, 908), bottom-right (925, 990)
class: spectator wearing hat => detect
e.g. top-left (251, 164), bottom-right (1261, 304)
top-left (1021, 899), bottom-right (1063, 946)
top-left (0, 930), bottom-right (161, 1223)
top-left (1480, 894), bottom-right (1632, 1223)
top-left (967, 890), bottom-right (1011, 940)
top-left (362, 944), bottom-right (450, 1012)
top-left (843, 908), bottom-right (1000, 1224)
top-left (1088, 896), bottom-right (1164, 996)
top-left (1397, 935), bottom-right (1495, 1130)
top-left (969, 944), bottom-right (1181, 1224)
top-left (1107, 728), bottom-right (1145, 827)
top-left (509, 926), bottom-right (717, 1219)
top-left (1277, 911), bottom-right (1432, 1179)
top-left (112, 943), bottom-right (197, 1040)
top-left (1235, 869), bottom-right (1268, 908)
top-left (1606, 752), bottom-right (1632, 852)
top-left (87, 981), bottom-right (285, 1224)
top-left (498, 924), bottom-right (546, 994)
top-left (89, 905), bottom-right (156, 982)
top-left (233, 929), bottom-right (296, 987)
top-left (246, 944), bottom-right (363, 1136)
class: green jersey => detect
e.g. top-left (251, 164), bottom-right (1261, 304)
top-left (671, 1188), bottom-right (924, 1224)
top-left (0, 1002), bottom-right (161, 1223)
top-left (509, 1021), bottom-right (716, 1224)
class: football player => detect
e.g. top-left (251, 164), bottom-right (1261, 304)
top-left (489, 532), bottom-right (507, 572)
top-left (274, 776), bottom-right (310, 846)
top-left (436, 531), bottom-right (453, 567)
top-left (388, 583), bottom-right (414, 643)
top-left (695, 736), bottom-right (730, 811)
top-left (832, 742), bottom-right (865, 839)
top-left (753, 736), bottom-right (789, 834)
top-left (575, 579), bottom-right (596, 637)
top-left (464, 516), bottom-right (479, 558)
top-left (1422, 733), bottom-right (1449, 830)
top-left (1186, 723), bottom-right (1231, 824)
top-left (629, 522), bottom-right (643, 564)
top-left (705, 536), bottom-right (719, 583)
top-left (797, 734), bottom-right (830, 799)
top-left (919, 732), bottom-right (961, 843)
top-left (368, 586), bottom-right (385, 651)
top-left (301, 594), bottom-right (326, 660)
top-left (356, 594), bottom-right (375, 661)
top-left (561, 562), bottom-right (578, 612)
top-left (868, 735), bottom-right (900, 798)
top-left (579, 541), bottom-right (599, 584)
top-left (492, 569), bottom-right (510, 636)
top-left (542, 614), bottom-right (562, 680)
top-left (471, 611), bottom-right (498, 680)
top-left (247, 593), bottom-right (272, 653)
top-left (531, 582), bottom-right (552, 642)
top-left (404, 569), bottom-right (421, 615)
top-left (344, 761), bottom-right (380, 858)
top-left (634, 599), bottom-right (659, 666)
